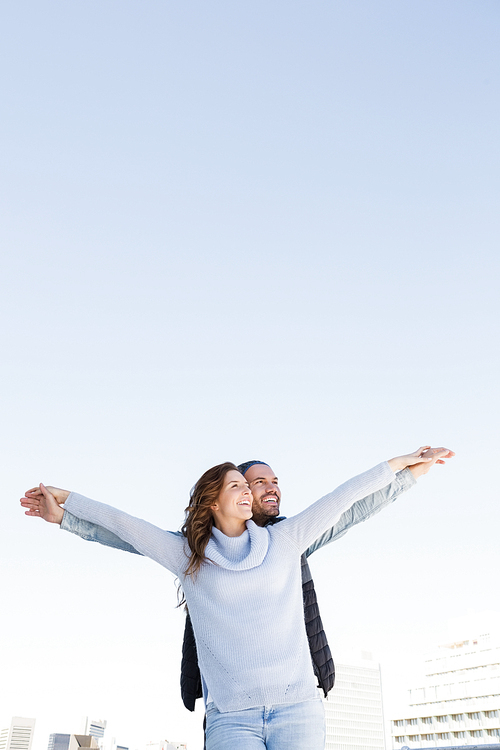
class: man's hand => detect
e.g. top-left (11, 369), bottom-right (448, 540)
top-left (388, 446), bottom-right (454, 473)
top-left (408, 447), bottom-right (455, 478)
top-left (20, 484), bottom-right (68, 524)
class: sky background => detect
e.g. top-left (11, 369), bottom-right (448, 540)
top-left (1, 1), bottom-right (499, 749)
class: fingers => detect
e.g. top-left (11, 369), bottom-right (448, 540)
top-left (21, 496), bottom-right (42, 517)
top-left (20, 492), bottom-right (42, 513)
top-left (39, 483), bottom-right (57, 502)
top-left (420, 447), bottom-right (455, 461)
top-left (430, 448), bottom-right (455, 460)
top-left (434, 448), bottom-right (455, 458)
top-left (21, 495), bottom-right (39, 506)
top-left (413, 446), bottom-right (431, 457)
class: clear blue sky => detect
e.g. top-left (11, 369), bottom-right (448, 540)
top-left (1, 2), bottom-right (499, 749)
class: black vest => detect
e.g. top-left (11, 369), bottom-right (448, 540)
top-left (180, 517), bottom-right (335, 709)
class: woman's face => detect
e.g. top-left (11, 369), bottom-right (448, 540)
top-left (211, 470), bottom-right (253, 528)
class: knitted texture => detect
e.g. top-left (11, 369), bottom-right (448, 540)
top-left (180, 548), bottom-right (334, 710)
top-left (64, 461), bottom-right (394, 713)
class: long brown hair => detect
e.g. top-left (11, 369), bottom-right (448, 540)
top-left (181, 461), bottom-right (238, 578)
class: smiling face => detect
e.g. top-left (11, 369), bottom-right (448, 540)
top-left (243, 463), bottom-right (281, 526)
top-left (211, 470), bottom-right (253, 534)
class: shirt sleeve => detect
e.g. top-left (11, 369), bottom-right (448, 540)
top-left (60, 510), bottom-right (143, 556)
top-left (273, 462), bottom-right (396, 554)
top-left (304, 467), bottom-right (416, 557)
top-left (63, 492), bottom-right (187, 575)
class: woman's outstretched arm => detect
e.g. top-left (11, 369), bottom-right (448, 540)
top-left (21, 485), bottom-right (186, 575)
top-left (275, 447), bottom-right (454, 553)
top-left (22, 485), bottom-right (143, 555)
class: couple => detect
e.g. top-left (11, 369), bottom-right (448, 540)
top-left (22, 446), bottom-right (453, 750)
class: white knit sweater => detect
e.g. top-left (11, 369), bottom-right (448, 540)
top-left (64, 461), bottom-right (394, 712)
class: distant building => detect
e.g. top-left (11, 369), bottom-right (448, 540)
top-left (145, 741), bottom-right (187, 750)
top-left (109, 737), bottom-right (128, 750)
top-left (109, 740), bottom-right (128, 750)
top-left (0, 717), bottom-right (36, 750)
top-left (81, 721), bottom-right (106, 742)
top-left (323, 651), bottom-right (385, 750)
top-left (69, 736), bottom-right (99, 750)
top-left (47, 734), bottom-right (70, 750)
top-left (391, 614), bottom-right (500, 748)
top-left (405, 745), bottom-right (500, 750)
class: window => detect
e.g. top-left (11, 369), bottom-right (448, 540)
top-left (394, 720), bottom-right (404, 728)
top-left (468, 712), bottom-right (481, 720)
top-left (395, 737), bottom-right (404, 743)
top-left (436, 715), bottom-right (447, 723)
top-left (437, 733), bottom-right (449, 740)
top-left (454, 731), bottom-right (466, 739)
top-left (422, 717), bottom-right (432, 725)
top-left (451, 714), bottom-right (463, 721)
top-left (485, 710), bottom-right (499, 718)
top-left (422, 734), bottom-right (434, 741)
top-left (407, 718), bottom-right (418, 726)
top-left (488, 729), bottom-right (500, 737)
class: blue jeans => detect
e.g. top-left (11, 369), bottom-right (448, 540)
top-left (205, 698), bottom-right (325, 750)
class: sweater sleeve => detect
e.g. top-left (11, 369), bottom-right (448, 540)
top-left (274, 462), bottom-right (395, 553)
top-left (304, 467), bottom-right (416, 557)
top-left (63, 492), bottom-right (186, 575)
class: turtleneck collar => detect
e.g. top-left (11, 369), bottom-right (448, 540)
top-left (205, 521), bottom-right (269, 570)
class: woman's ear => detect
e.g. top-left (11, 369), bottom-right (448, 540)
top-left (211, 504), bottom-right (218, 511)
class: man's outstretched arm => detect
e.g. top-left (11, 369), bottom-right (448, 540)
top-left (305, 469), bottom-right (413, 556)
top-left (61, 510), bottom-right (143, 555)
top-left (305, 447), bottom-right (454, 557)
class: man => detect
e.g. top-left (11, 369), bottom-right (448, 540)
top-left (53, 448), bottom-right (451, 708)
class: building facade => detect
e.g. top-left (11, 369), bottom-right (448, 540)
top-left (47, 734), bottom-right (70, 750)
top-left (391, 618), bottom-right (500, 748)
top-left (81, 721), bottom-right (106, 742)
top-left (323, 653), bottom-right (385, 750)
top-left (0, 717), bottom-right (36, 750)
top-left (68, 736), bottom-right (99, 750)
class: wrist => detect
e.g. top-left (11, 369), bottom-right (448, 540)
top-left (387, 458), bottom-right (403, 472)
top-left (55, 489), bottom-right (71, 505)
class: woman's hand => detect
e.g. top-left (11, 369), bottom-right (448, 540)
top-left (388, 446), bottom-right (454, 474)
top-left (408, 447), bottom-right (455, 478)
top-left (20, 484), bottom-right (68, 525)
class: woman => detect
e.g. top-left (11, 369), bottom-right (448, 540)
top-left (21, 448), bottom-right (447, 750)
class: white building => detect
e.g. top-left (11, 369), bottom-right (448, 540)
top-left (391, 614), bottom-right (500, 748)
top-left (0, 718), bottom-right (36, 750)
top-left (323, 651), bottom-right (385, 750)
top-left (145, 742), bottom-right (186, 750)
top-left (81, 721), bottom-right (106, 742)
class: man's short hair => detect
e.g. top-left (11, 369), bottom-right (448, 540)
top-left (237, 460), bottom-right (269, 476)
